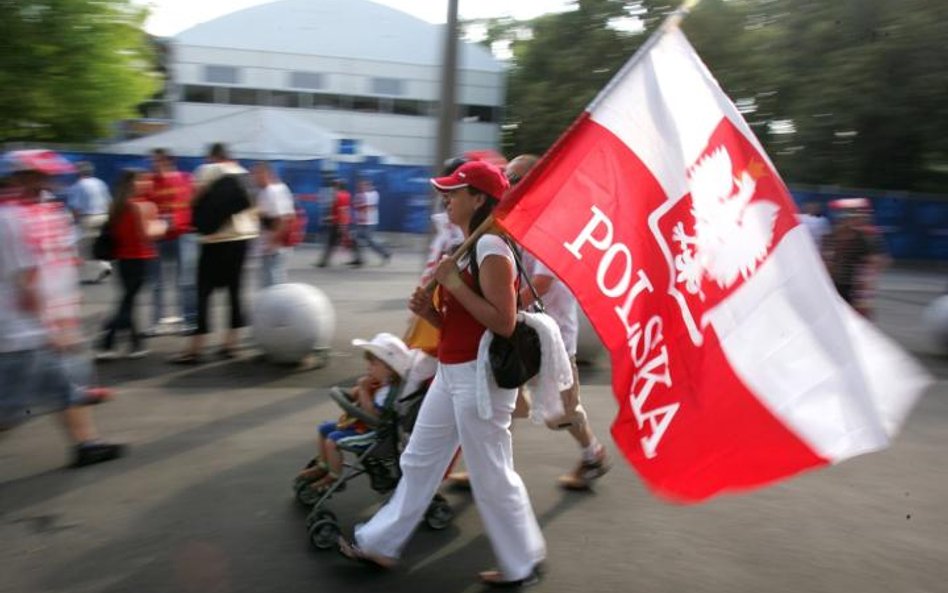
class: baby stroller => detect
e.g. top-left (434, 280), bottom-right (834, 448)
top-left (295, 352), bottom-right (455, 550)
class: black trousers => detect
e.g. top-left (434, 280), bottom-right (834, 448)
top-left (102, 258), bottom-right (152, 350)
top-left (197, 240), bottom-right (249, 335)
top-left (319, 223), bottom-right (360, 265)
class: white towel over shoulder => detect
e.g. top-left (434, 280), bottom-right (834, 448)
top-left (520, 311), bottom-right (573, 424)
top-left (474, 311), bottom-right (574, 421)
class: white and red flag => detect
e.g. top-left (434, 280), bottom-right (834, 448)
top-left (495, 26), bottom-right (932, 501)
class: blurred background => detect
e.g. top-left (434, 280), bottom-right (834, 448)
top-left (1, 3), bottom-right (947, 593)
top-left (1, 0), bottom-right (946, 258)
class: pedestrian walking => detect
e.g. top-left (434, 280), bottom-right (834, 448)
top-left (351, 179), bottom-right (391, 264)
top-left (147, 148), bottom-right (198, 335)
top-left (172, 143), bottom-right (258, 364)
top-left (66, 161), bottom-right (112, 284)
top-left (825, 198), bottom-right (890, 318)
top-left (96, 169), bottom-right (167, 360)
top-left (446, 154), bottom-right (610, 492)
top-left (316, 179), bottom-right (360, 268)
top-left (338, 160), bottom-right (545, 587)
top-left (507, 154), bottom-right (610, 489)
top-left (253, 161), bottom-right (295, 287)
top-left (1, 150), bottom-right (125, 467)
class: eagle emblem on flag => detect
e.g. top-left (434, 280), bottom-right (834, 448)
top-left (672, 147), bottom-right (780, 300)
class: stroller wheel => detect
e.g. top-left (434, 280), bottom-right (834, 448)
top-left (305, 508), bottom-right (337, 529)
top-left (292, 475), bottom-right (312, 493)
top-left (424, 494), bottom-right (455, 530)
top-left (309, 519), bottom-right (341, 550)
top-left (296, 481), bottom-right (322, 507)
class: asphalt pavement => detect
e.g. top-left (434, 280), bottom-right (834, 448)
top-left (1, 240), bottom-right (946, 593)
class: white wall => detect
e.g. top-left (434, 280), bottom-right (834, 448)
top-left (174, 45), bottom-right (503, 107)
top-left (174, 104), bottom-right (500, 166)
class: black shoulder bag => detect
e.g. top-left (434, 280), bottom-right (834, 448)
top-left (470, 236), bottom-right (545, 388)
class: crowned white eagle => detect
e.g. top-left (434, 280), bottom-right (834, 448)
top-left (672, 147), bottom-right (780, 296)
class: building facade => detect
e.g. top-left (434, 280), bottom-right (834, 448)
top-left (166, 0), bottom-right (505, 165)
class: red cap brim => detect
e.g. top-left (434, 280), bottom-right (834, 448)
top-left (430, 175), bottom-right (467, 191)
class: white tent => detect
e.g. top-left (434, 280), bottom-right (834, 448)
top-left (108, 108), bottom-right (400, 162)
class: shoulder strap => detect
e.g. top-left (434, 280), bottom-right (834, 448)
top-left (468, 234), bottom-right (545, 313)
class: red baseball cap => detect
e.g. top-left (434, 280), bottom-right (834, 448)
top-left (430, 160), bottom-right (509, 199)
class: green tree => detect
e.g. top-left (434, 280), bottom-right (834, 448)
top-left (501, 0), bottom-right (948, 192)
top-left (504, 0), bottom-right (639, 156)
top-left (0, 0), bottom-right (158, 143)
top-left (754, 0), bottom-right (948, 191)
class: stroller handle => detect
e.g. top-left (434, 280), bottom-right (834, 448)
top-left (329, 386), bottom-right (381, 428)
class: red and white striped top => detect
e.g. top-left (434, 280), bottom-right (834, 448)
top-left (23, 201), bottom-right (82, 339)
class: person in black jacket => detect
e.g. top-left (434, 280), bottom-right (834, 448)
top-left (171, 143), bottom-right (258, 364)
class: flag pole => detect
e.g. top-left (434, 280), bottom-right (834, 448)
top-left (423, 215), bottom-right (499, 292)
top-left (424, 0), bottom-right (704, 293)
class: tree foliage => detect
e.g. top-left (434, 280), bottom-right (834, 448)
top-left (501, 0), bottom-right (948, 192)
top-left (504, 0), bottom-right (638, 157)
top-left (0, 0), bottom-right (159, 143)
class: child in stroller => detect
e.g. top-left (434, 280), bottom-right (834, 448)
top-left (295, 332), bottom-right (413, 495)
top-left (294, 332), bottom-right (454, 549)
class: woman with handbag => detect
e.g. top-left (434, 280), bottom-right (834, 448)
top-left (338, 160), bottom-right (545, 587)
top-left (171, 143), bottom-right (258, 364)
top-left (96, 169), bottom-right (166, 360)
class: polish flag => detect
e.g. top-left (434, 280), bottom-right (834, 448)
top-left (495, 27), bottom-right (932, 501)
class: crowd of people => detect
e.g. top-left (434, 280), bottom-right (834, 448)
top-left (0, 143), bottom-right (894, 587)
top-left (0, 143), bottom-right (393, 466)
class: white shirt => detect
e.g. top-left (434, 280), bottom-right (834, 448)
top-left (257, 182), bottom-right (295, 252)
top-left (67, 177), bottom-right (111, 216)
top-left (0, 204), bottom-right (46, 352)
top-left (353, 189), bottom-right (380, 226)
top-left (523, 252), bottom-right (578, 356)
top-left (460, 234), bottom-right (516, 282)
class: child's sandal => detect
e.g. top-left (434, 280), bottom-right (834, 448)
top-left (309, 472), bottom-right (346, 494)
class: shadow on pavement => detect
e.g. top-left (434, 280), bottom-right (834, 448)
top-left (0, 385), bottom-right (351, 517)
top-left (34, 442), bottom-right (593, 593)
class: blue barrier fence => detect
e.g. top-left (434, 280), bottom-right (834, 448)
top-left (59, 152), bottom-right (433, 237)
top-left (791, 187), bottom-right (948, 261)
top-left (56, 153), bottom-right (948, 261)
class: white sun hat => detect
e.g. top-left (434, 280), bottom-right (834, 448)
top-left (352, 332), bottom-right (413, 379)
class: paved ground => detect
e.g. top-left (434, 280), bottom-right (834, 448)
top-left (1, 242), bottom-right (946, 593)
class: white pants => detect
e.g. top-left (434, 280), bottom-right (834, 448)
top-left (355, 361), bottom-right (546, 579)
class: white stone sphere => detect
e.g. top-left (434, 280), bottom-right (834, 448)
top-left (922, 294), bottom-right (948, 351)
top-left (575, 308), bottom-right (606, 366)
top-left (252, 283), bottom-right (335, 364)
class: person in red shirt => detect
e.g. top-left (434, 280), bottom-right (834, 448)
top-left (338, 161), bottom-right (545, 587)
top-left (147, 148), bottom-right (197, 334)
top-left (96, 169), bottom-right (167, 359)
top-left (316, 179), bottom-right (362, 268)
